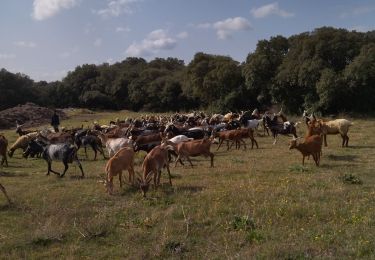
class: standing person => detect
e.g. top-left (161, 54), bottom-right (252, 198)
top-left (51, 110), bottom-right (60, 132)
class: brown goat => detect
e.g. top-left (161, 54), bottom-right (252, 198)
top-left (140, 143), bottom-right (174, 197)
top-left (104, 147), bottom-right (135, 195)
top-left (0, 135), bottom-right (8, 167)
top-left (234, 128), bottom-right (259, 149)
top-left (213, 129), bottom-right (246, 151)
top-left (133, 132), bottom-right (163, 145)
top-left (289, 135), bottom-right (322, 166)
top-left (167, 137), bottom-right (214, 167)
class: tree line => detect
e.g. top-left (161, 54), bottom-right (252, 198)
top-left (1, 27), bottom-right (374, 115)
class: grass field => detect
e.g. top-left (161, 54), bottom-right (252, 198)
top-left (1, 110), bottom-right (374, 259)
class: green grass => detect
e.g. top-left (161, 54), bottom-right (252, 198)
top-left (1, 110), bottom-right (374, 258)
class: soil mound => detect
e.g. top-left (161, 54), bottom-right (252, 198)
top-left (0, 103), bottom-right (67, 129)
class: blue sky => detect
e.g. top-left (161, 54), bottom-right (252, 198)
top-left (0, 0), bottom-right (374, 82)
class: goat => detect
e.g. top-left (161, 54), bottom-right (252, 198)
top-left (94, 131), bottom-right (133, 157)
top-left (139, 143), bottom-right (174, 197)
top-left (212, 129), bottom-right (246, 151)
top-left (24, 141), bottom-right (84, 177)
top-left (234, 128), bottom-right (259, 149)
top-left (75, 131), bottom-right (106, 160)
top-left (0, 134), bottom-right (8, 167)
top-left (167, 137), bottom-right (214, 167)
top-left (45, 144), bottom-right (84, 178)
top-left (317, 119), bottom-right (353, 147)
top-left (263, 114), bottom-right (299, 145)
top-left (289, 136), bottom-right (322, 166)
top-left (104, 147), bottom-right (135, 195)
top-left (15, 125), bottom-right (36, 136)
top-left (23, 139), bottom-right (46, 158)
top-left (8, 132), bottom-right (38, 157)
top-left (0, 182), bottom-right (11, 204)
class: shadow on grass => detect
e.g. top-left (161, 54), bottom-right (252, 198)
top-left (327, 154), bottom-right (358, 161)
top-left (0, 201), bottom-right (32, 212)
top-left (0, 171), bottom-right (30, 177)
top-left (347, 145), bottom-right (375, 149)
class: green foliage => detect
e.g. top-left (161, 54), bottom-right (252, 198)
top-left (1, 27), bottom-right (375, 113)
top-left (341, 173), bottom-right (363, 185)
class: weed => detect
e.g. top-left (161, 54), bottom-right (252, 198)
top-left (341, 173), bottom-right (363, 185)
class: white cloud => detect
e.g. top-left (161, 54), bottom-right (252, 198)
top-left (116, 26), bottom-right (131, 33)
top-left (32, 0), bottom-right (80, 21)
top-left (0, 53), bottom-right (16, 59)
top-left (251, 2), bottom-right (294, 18)
top-left (214, 17), bottom-right (252, 39)
top-left (125, 29), bottom-right (177, 57)
top-left (197, 17), bottom-right (252, 40)
top-left (95, 0), bottom-right (138, 18)
top-left (177, 31), bottom-right (188, 39)
top-left (94, 38), bottom-right (103, 47)
top-left (14, 41), bottom-right (37, 48)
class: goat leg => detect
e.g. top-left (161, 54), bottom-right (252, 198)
top-left (166, 164), bottom-right (172, 186)
top-left (47, 161), bottom-right (60, 176)
top-left (60, 162), bottom-right (69, 178)
top-left (0, 183), bottom-right (11, 204)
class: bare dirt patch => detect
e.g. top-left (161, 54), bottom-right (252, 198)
top-left (0, 103), bottom-right (67, 130)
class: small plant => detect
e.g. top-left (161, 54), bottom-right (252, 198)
top-left (245, 230), bottom-right (263, 243)
top-left (341, 173), bottom-right (363, 185)
top-left (231, 215), bottom-right (255, 231)
top-left (165, 241), bottom-right (185, 254)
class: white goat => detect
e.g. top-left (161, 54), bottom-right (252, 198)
top-left (168, 135), bottom-right (194, 144)
top-left (95, 131), bottom-right (133, 157)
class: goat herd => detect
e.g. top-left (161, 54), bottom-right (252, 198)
top-left (0, 108), bottom-right (353, 203)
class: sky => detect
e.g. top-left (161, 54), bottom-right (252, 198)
top-left (0, 0), bottom-right (374, 82)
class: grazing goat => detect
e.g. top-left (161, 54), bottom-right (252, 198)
top-left (8, 132), bottom-right (38, 157)
top-left (140, 143), bottom-right (174, 197)
top-left (168, 137), bottom-right (214, 167)
top-left (0, 135), bottom-right (8, 167)
top-left (104, 147), bottom-right (135, 195)
top-left (289, 136), bottom-right (322, 166)
top-left (0, 182), bottom-right (11, 204)
top-left (317, 119), bottom-right (353, 147)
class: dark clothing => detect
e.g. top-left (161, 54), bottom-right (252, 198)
top-left (51, 113), bottom-right (60, 132)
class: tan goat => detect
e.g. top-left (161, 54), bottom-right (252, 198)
top-left (104, 147), bottom-right (135, 195)
top-left (140, 143), bottom-right (174, 197)
top-left (316, 119), bottom-right (353, 147)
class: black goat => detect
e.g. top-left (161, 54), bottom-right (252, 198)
top-left (75, 130), bottom-right (106, 160)
top-left (263, 114), bottom-right (298, 144)
top-left (164, 124), bottom-right (207, 140)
